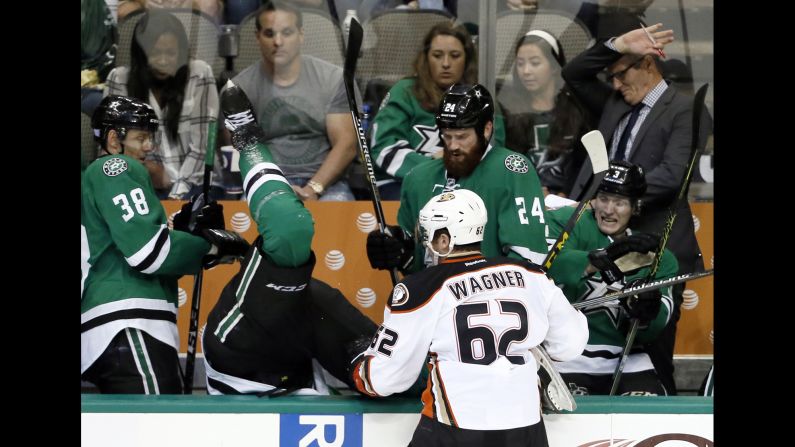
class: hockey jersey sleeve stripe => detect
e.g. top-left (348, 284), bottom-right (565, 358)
top-left (375, 139), bottom-right (409, 167)
top-left (352, 357), bottom-right (380, 397)
top-left (383, 147), bottom-right (415, 177)
top-left (81, 225), bottom-right (91, 299)
top-left (507, 245), bottom-right (546, 265)
top-left (81, 297), bottom-right (177, 323)
top-left (243, 162), bottom-right (285, 186)
top-left (244, 163), bottom-right (290, 204)
top-left (127, 225), bottom-right (171, 274)
top-left (81, 308), bottom-right (178, 333)
top-left (429, 356), bottom-right (458, 427)
top-left (420, 362), bottom-right (436, 419)
top-left (661, 291), bottom-right (673, 325)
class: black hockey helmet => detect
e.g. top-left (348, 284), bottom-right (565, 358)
top-left (436, 83), bottom-right (495, 150)
top-left (92, 95), bottom-right (159, 150)
top-left (436, 83), bottom-right (494, 130)
top-left (598, 160), bottom-right (646, 212)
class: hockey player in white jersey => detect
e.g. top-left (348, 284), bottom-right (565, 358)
top-left (351, 189), bottom-right (588, 446)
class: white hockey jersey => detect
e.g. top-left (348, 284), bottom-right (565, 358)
top-left (353, 255), bottom-right (588, 430)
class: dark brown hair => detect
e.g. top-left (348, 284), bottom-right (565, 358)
top-left (128, 10), bottom-right (189, 141)
top-left (255, 1), bottom-right (303, 31)
top-left (412, 22), bottom-right (477, 111)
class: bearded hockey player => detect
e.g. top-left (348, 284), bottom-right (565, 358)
top-left (366, 83), bottom-right (549, 274)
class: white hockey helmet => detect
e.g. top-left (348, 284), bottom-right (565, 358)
top-left (418, 189), bottom-right (488, 257)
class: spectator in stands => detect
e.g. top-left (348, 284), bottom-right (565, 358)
top-left (370, 22), bottom-right (506, 199)
top-left (547, 161), bottom-right (675, 396)
top-left (82, 0), bottom-right (117, 115)
top-left (357, 0), bottom-right (456, 22)
top-left (563, 23), bottom-right (706, 395)
top-left (224, 0), bottom-right (260, 24)
top-left (230, 1), bottom-right (358, 201)
top-left (505, 0), bottom-right (538, 11)
top-left (117, 0), bottom-right (224, 22)
top-left (498, 29), bottom-right (592, 197)
top-left (105, 10), bottom-right (221, 199)
top-left (81, 95), bottom-right (248, 394)
top-left (118, 0), bottom-right (145, 20)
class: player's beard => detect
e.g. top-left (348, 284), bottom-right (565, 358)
top-left (443, 141), bottom-right (486, 179)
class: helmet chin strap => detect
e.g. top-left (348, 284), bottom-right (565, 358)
top-left (424, 241), bottom-right (454, 266)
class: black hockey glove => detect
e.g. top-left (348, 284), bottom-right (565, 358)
top-left (588, 233), bottom-right (660, 282)
top-left (201, 229), bottom-right (250, 269)
top-left (621, 279), bottom-right (662, 326)
top-left (345, 334), bottom-right (376, 394)
top-left (366, 225), bottom-right (415, 272)
top-left (173, 193), bottom-right (225, 236)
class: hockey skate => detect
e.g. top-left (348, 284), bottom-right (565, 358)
top-left (221, 80), bottom-right (267, 151)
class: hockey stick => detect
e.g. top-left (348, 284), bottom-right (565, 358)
top-left (342, 18), bottom-right (400, 287)
top-left (609, 83), bottom-right (709, 396)
top-left (573, 269), bottom-right (713, 310)
top-left (183, 119), bottom-right (217, 394)
top-left (542, 130), bottom-right (610, 271)
top-left (530, 130), bottom-right (609, 412)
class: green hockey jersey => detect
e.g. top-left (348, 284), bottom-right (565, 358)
top-left (546, 207), bottom-right (678, 376)
top-left (398, 146), bottom-right (548, 272)
top-left (370, 78), bottom-right (506, 184)
top-left (81, 154), bottom-right (210, 373)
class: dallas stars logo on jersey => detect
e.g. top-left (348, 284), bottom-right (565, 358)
top-left (578, 275), bottom-right (627, 328)
top-left (102, 157), bottom-right (128, 177)
top-left (504, 154), bottom-right (529, 174)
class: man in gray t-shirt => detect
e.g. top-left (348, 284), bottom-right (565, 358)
top-left (231, 1), bottom-right (358, 201)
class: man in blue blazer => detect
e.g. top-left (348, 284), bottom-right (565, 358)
top-left (562, 24), bottom-right (707, 396)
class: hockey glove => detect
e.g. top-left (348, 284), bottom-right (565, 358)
top-left (346, 334), bottom-right (377, 396)
top-left (621, 278), bottom-right (662, 326)
top-left (173, 193), bottom-right (225, 236)
top-left (366, 225), bottom-right (415, 272)
top-left (201, 229), bottom-right (250, 269)
top-left (588, 233), bottom-right (660, 282)
top-left (531, 345), bottom-right (577, 413)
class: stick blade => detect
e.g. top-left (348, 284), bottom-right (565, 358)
top-left (344, 18), bottom-right (363, 77)
top-left (580, 130), bottom-right (609, 173)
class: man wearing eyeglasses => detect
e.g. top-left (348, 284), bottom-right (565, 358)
top-left (560, 24), bottom-right (707, 396)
